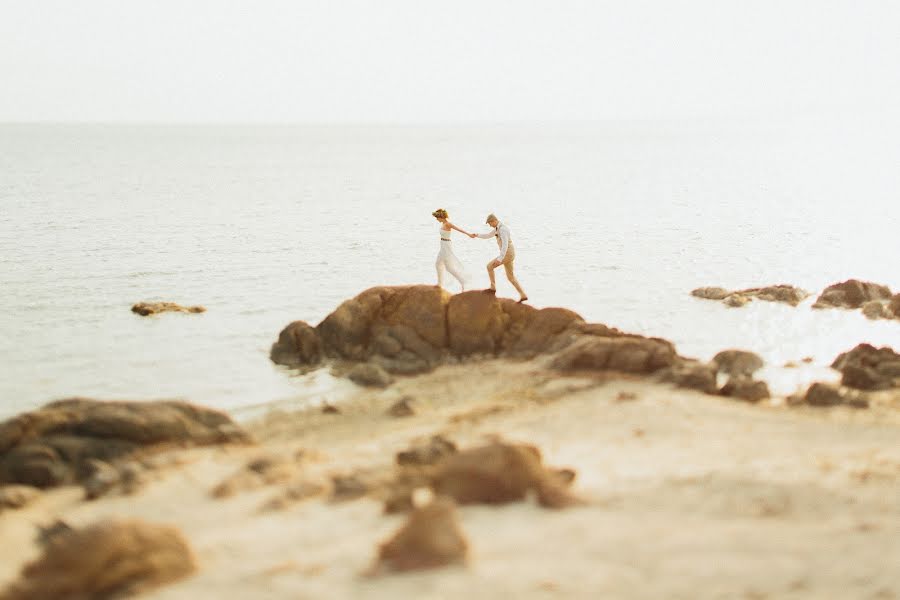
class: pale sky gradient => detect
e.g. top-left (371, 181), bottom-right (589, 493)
top-left (1, 0), bottom-right (899, 122)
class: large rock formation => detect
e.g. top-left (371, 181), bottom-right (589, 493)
top-left (0, 399), bottom-right (250, 489)
top-left (813, 279), bottom-right (892, 310)
top-left (272, 286), bottom-right (684, 380)
top-left (0, 519), bottom-right (196, 599)
top-left (691, 285), bottom-right (809, 308)
top-left (831, 344), bottom-right (900, 391)
top-left (131, 302), bottom-right (206, 316)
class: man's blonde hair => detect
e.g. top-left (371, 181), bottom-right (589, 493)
top-left (485, 213), bottom-right (498, 224)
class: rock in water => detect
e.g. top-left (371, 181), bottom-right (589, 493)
top-left (0, 398), bottom-right (250, 488)
top-left (373, 498), bottom-right (468, 573)
top-left (720, 376), bottom-right (770, 403)
top-left (131, 302), bottom-right (205, 316)
top-left (712, 349), bottom-right (764, 377)
top-left (691, 285), bottom-right (809, 307)
top-left (658, 360), bottom-right (718, 394)
top-left (831, 344), bottom-right (900, 391)
top-left (0, 519), bottom-right (196, 599)
top-left (269, 320), bottom-right (322, 367)
top-left (550, 335), bottom-right (676, 374)
top-left (813, 279), bottom-right (892, 309)
top-left (861, 301), bottom-right (887, 320)
top-left (691, 287), bottom-right (731, 300)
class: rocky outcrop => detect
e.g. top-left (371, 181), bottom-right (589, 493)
top-left (0, 519), bottom-right (196, 599)
top-left (831, 344), bottom-right (900, 391)
top-left (813, 280), bottom-right (892, 310)
top-left (372, 497), bottom-right (468, 574)
top-left (658, 361), bottom-right (718, 394)
top-left (272, 286), bottom-right (683, 380)
top-left (712, 350), bottom-right (764, 377)
top-left (0, 399), bottom-right (249, 489)
top-left (720, 376), bottom-right (770, 403)
top-left (802, 382), bottom-right (869, 409)
top-left (131, 302), bottom-right (206, 316)
top-left (691, 285), bottom-right (809, 308)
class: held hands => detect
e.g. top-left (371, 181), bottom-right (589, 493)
top-left (468, 233), bottom-right (477, 238)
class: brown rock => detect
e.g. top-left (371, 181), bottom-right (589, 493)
top-left (692, 285), bottom-right (809, 307)
top-left (261, 481), bottom-right (326, 512)
top-left (373, 498), bottom-right (468, 573)
top-left (551, 335), bottom-right (676, 374)
top-left (720, 376), bottom-right (770, 402)
top-left (501, 304), bottom-right (584, 357)
top-left (658, 361), bottom-right (718, 394)
top-left (431, 442), bottom-right (578, 508)
top-left (212, 455), bottom-right (297, 499)
top-left (347, 363), bottom-right (393, 388)
top-left (889, 294), bottom-right (900, 318)
top-left (804, 382), bottom-right (869, 408)
top-left (831, 344), bottom-right (900, 391)
top-left (691, 287), bottom-right (731, 300)
top-left (446, 291), bottom-right (508, 355)
top-left (724, 294), bottom-right (751, 308)
top-left (131, 302), bottom-right (205, 316)
top-left (712, 349), bottom-right (764, 377)
top-left (0, 399), bottom-right (249, 489)
top-left (861, 301), bottom-right (887, 320)
top-left (0, 485), bottom-right (40, 511)
top-left (0, 519), bottom-right (196, 600)
top-left (270, 321), bottom-right (323, 367)
top-left (813, 279), bottom-right (892, 309)
top-left (396, 435), bottom-right (457, 466)
top-left (386, 397), bottom-right (416, 418)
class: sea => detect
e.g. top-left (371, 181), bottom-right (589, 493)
top-left (2, 116), bottom-right (899, 419)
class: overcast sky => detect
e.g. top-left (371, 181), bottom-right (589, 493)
top-left (1, 1), bottom-right (899, 122)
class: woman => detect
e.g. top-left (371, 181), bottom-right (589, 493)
top-left (432, 208), bottom-right (475, 292)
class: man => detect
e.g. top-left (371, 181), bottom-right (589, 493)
top-left (473, 213), bottom-right (528, 302)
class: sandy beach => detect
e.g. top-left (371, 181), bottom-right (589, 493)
top-left (2, 351), bottom-right (899, 599)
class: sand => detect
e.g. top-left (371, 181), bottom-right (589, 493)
top-left (1, 360), bottom-right (899, 599)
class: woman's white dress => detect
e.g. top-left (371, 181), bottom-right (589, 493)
top-left (435, 228), bottom-right (469, 291)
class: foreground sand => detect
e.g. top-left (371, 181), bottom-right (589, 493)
top-left (2, 360), bottom-right (899, 599)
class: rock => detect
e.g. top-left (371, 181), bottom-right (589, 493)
top-left (431, 442), bottom-right (578, 508)
top-left (396, 435), bottom-right (457, 467)
top-left (551, 335), bottom-right (676, 375)
top-left (0, 485), bottom-right (40, 511)
top-left (321, 404), bottom-right (340, 414)
top-left (372, 497), bottom-right (468, 573)
top-left (330, 473), bottom-right (376, 502)
top-left (831, 344), bottom-right (900, 391)
top-left (131, 302), bottom-right (205, 316)
top-left (261, 481), bottom-right (326, 512)
top-left (889, 294), bottom-right (900, 318)
top-left (720, 376), bottom-right (770, 403)
top-left (500, 304), bottom-right (584, 357)
top-left (82, 459), bottom-right (121, 500)
top-left (347, 363), bottom-right (393, 388)
top-left (0, 399), bottom-right (249, 489)
top-left (691, 287), bottom-right (731, 301)
top-left (212, 455), bottom-right (297, 499)
top-left (813, 279), bottom-right (892, 310)
top-left (861, 301), bottom-right (887, 320)
top-left (692, 285), bottom-right (809, 307)
top-left (712, 349), bottom-right (764, 377)
top-left (387, 397), bottom-right (416, 418)
top-left (36, 520), bottom-right (74, 547)
top-left (804, 382), bottom-right (869, 408)
top-left (270, 321), bottom-right (323, 367)
top-left (446, 291), bottom-right (508, 355)
top-left (0, 519), bottom-right (196, 600)
top-left (658, 361), bottom-right (718, 394)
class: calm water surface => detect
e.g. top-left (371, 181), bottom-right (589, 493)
top-left (2, 120), bottom-right (899, 418)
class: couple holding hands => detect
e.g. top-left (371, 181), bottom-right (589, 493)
top-left (431, 209), bottom-right (528, 303)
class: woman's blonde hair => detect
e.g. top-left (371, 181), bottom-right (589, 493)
top-left (432, 208), bottom-right (448, 219)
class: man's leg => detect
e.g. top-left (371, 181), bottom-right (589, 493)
top-left (504, 259), bottom-right (528, 301)
top-left (486, 261), bottom-right (498, 291)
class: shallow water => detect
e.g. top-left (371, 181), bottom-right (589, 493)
top-left (2, 119), bottom-right (899, 418)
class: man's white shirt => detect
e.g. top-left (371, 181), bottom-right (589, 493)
top-left (477, 222), bottom-right (511, 262)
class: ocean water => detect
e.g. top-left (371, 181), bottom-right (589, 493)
top-left (2, 119), bottom-right (900, 419)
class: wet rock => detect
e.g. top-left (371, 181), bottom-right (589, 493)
top-left (372, 497), bottom-right (468, 573)
top-left (692, 285), bottom-right (809, 307)
top-left (347, 363), bottom-right (393, 388)
top-left (131, 302), bottom-right (205, 316)
top-left (720, 376), bottom-right (770, 403)
top-left (387, 397), bottom-right (416, 418)
top-left (658, 361), bottom-right (718, 394)
top-left (861, 301), bottom-right (887, 320)
top-left (831, 344), bottom-right (900, 391)
top-left (551, 335), bottom-right (676, 374)
top-left (0, 485), bottom-right (40, 511)
top-left (0, 399), bottom-right (249, 489)
top-left (691, 287), bottom-right (731, 301)
top-left (813, 279), bottom-right (892, 310)
top-left (396, 435), bottom-right (457, 466)
top-left (712, 349), bottom-right (764, 377)
top-left (431, 442), bottom-right (578, 508)
top-left (270, 320), bottom-right (323, 367)
top-left (1, 519), bottom-right (196, 600)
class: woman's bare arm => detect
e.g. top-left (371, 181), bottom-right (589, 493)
top-left (446, 221), bottom-right (472, 237)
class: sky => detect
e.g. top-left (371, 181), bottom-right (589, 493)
top-left (1, 0), bottom-right (899, 122)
